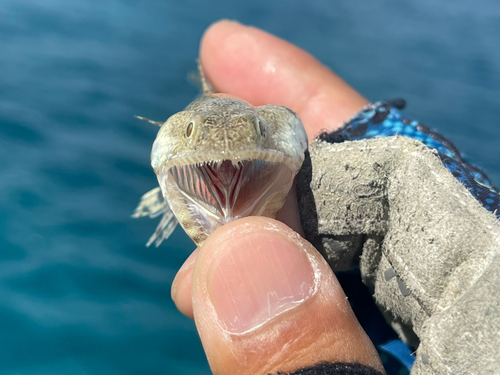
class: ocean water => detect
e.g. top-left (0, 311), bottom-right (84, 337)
top-left (1, 0), bottom-right (499, 373)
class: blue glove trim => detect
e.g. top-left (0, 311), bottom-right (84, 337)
top-left (378, 340), bottom-right (415, 372)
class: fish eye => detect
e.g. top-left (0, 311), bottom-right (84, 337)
top-left (186, 121), bottom-right (194, 138)
top-left (256, 119), bottom-right (265, 137)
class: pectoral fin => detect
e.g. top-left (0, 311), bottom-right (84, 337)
top-left (133, 187), bottom-right (178, 247)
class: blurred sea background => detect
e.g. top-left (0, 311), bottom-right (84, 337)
top-left (1, 0), bottom-right (499, 373)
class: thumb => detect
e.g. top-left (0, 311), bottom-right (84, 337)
top-left (190, 217), bottom-right (384, 374)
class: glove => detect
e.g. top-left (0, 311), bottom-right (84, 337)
top-left (297, 100), bottom-right (500, 374)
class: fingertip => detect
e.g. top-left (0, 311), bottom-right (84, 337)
top-left (200, 20), bottom-right (263, 98)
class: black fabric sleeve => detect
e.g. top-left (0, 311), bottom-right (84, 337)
top-left (272, 362), bottom-right (384, 375)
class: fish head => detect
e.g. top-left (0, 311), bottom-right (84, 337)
top-left (151, 95), bottom-right (307, 245)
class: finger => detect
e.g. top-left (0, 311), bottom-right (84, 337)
top-left (274, 183), bottom-right (304, 235)
top-left (190, 217), bottom-right (384, 375)
top-left (200, 20), bottom-right (368, 142)
top-left (171, 248), bottom-right (198, 319)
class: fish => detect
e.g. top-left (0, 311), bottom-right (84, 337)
top-left (133, 62), bottom-right (308, 247)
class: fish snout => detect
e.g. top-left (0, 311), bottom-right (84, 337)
top-left (190, 113), bottom-right (266, 154)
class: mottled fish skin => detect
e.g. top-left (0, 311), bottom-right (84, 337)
top-left (134, 64), bottom-right (308, 247)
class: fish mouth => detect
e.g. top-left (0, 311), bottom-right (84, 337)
top-left (159, 158), bottom-right (294, 231)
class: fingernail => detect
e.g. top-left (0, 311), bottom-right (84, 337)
top-left (207, 228), bottom-right (316, 334)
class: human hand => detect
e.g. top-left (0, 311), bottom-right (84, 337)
top-left (171, 20), bottom-right (384, 374)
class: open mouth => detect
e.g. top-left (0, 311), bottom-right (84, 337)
top-left (160, 159), bottom-right (294, 229)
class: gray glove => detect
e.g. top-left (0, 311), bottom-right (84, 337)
top-left (297, 103), bottom-right (500, 374)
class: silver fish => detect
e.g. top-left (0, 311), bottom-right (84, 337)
top-left (133, 63), bottom-right (308, 247)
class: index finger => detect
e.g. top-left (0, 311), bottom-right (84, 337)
top-left (200, 20), bottom-right (368, 142)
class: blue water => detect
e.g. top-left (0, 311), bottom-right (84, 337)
top-left (1, 0), bottom-right (499, 373)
